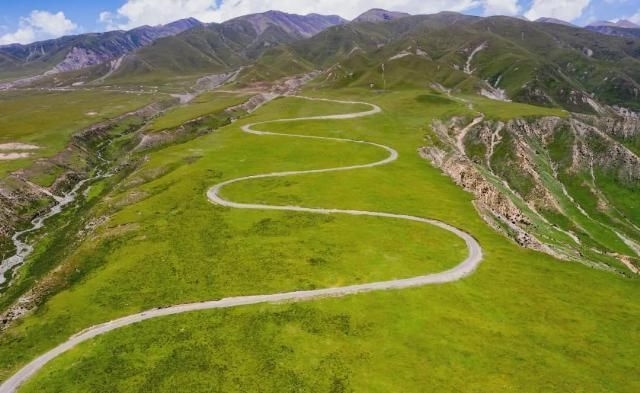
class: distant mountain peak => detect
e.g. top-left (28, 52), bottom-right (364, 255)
top-left (614, 19), bottom-right (640, 28)
top-left (353, 9), bottom-right (411, 23)
top-left (227, 10), bottom-right (346, 38)
top-left (587, 19), bottom-right (640, 29)
top-left (0, 17), bottom-right (203, 81)
top-left (536, 17), bottom-right (576, 27)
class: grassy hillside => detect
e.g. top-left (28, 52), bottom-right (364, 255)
top-left (236, 46), bottom-right (315, 84)
top-left (0, 19), bottom-right (202, 84)
top-left (263, 13), bottom-right (640, 112)
top-left (109, 19), bottom-right (313, 85)
top-left (0, 11), bottom-right (639, 393)
top-left (148, 92), bottom-right (250, 132)
top-left (0, 89), bottom-right (163, 177)
top-left (0, 91), bottom-right (637, 392)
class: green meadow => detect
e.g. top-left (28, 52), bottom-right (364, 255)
top-left (0, 89), bottom-right (637, 392)
top-left (0, 89), bottom-right (162, 177)
top-left (148, 92), bottom-right (250, 132)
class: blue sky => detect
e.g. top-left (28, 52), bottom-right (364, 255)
top-left (1, 0), bottom-right (639, 45)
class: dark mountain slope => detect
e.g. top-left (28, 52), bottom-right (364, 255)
top-left (0, 18), bottom-right (202, 82)
top-left (109, 11), bottom-right (345, 82)
top-left (229, 11), bottom-right (346, 38)
top-left (267, 13), bottom-right (640, 112)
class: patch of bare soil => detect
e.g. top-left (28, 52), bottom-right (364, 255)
top-left (0, 143), bottom-right (40, 151)
top-left (0, 153), bottom-right (32, 161)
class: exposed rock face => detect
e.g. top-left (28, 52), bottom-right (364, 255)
top-left (46, 47), bottom-right (109, 74)
top-left (194, 70), bottom-right (243, 91)
top-left (421, 110), bottom-right (640, 274)
top-left (0, 179), bottom-right (52, 243)
top-left (0, 18), bottom-right (203, 84)
top-left (585, 19), bottom-right (640, 38)
top-left (421, 120), bottom-right (552, 254)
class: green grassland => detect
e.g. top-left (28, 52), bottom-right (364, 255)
top-left (0, 89), bottom-right (163, 177)
top-left (149, 92), bottom-right (250, 132)
top-left (1, 90), bottom-right (637, 392)
top-left (462, 95), bottom-right (568, 120)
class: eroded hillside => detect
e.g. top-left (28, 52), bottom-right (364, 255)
top-left (422, 104), bottom-right (640, 274)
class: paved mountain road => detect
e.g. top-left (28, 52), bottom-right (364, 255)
top-left (0, 96), bottom-right (483, 392)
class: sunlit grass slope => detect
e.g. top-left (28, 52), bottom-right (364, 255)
top-left (1, 90), bottom-right (637, 392)
top-left (149, 92), bottom-right (251, 132)
top-left (0, 89), bottom-right (162, 176)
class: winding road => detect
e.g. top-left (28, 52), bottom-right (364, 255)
top-left (0, 96), bottom-right (483, 393)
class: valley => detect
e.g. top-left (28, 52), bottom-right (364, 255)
top-left (0, 5), bottom-right (638, 393)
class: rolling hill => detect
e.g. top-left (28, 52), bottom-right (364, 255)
top-left (105, 11), bottom-right (345, 83)
top-left (0, 7), bottom-right (638, 393)
top-left (270, 12), bottom-right (640, 112)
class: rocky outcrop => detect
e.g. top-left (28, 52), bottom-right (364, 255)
top-left (422, 112), bottom-right (640, 273)
top-left (0, 18), bottom-right (202, 87)
top-left (47, 47), bottom-right (106, 74)
top-left (421, 120), bottom-right (553, 254)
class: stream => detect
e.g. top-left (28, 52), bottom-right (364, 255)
top-left (0, 177), bottom-right (95, 285)
top-left (0, 140), bottom-right (113, 287)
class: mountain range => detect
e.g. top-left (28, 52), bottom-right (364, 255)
top-left (0, 6), bottom-right (639, 390)
top-left (0, 11), bottom-right (348, 86)
top-left (588, 20), bottom-right (640, 29)
top-left (0, 18), bottom-right (203, 83)
top-left (0, 9), bottom-right (637, 115)
top-left (3, 9), bottom-right (640, 89)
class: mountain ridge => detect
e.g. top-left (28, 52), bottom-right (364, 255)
top-left (535, 17), bottom-right (576, 27)
top-left (588, 19), bottom-right (640, 29)
top-left (0, 17), bottom-right (203, 83)
top-left (353, 8), bottom-right (411, 23)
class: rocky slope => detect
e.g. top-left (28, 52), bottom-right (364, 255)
top-left (0, 18), bottom-right (202, 86)
top-left (422, 107), bottom-right (640, 274)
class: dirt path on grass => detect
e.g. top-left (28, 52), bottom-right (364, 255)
top-left (0, 96), bottom-right (483, 393)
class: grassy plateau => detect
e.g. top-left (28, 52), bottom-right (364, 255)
top-left (0, 89), bottom-right (162, 177)
top-left (0, 88), bottom-right (637, 392)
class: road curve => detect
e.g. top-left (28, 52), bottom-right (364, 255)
top-left (0, 96), bottom-right (483, 393)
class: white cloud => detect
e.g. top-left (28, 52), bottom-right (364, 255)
top-left (100, 0), bottom-right (219, 29)
top-left (100, 0), bottom-right (523, 29)
top-left (0, 10), bottom-right (77, 45)
top-left (482, 0), bottom-right (520, 16)
top-left (524, 0), bottom-right (591, 21)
